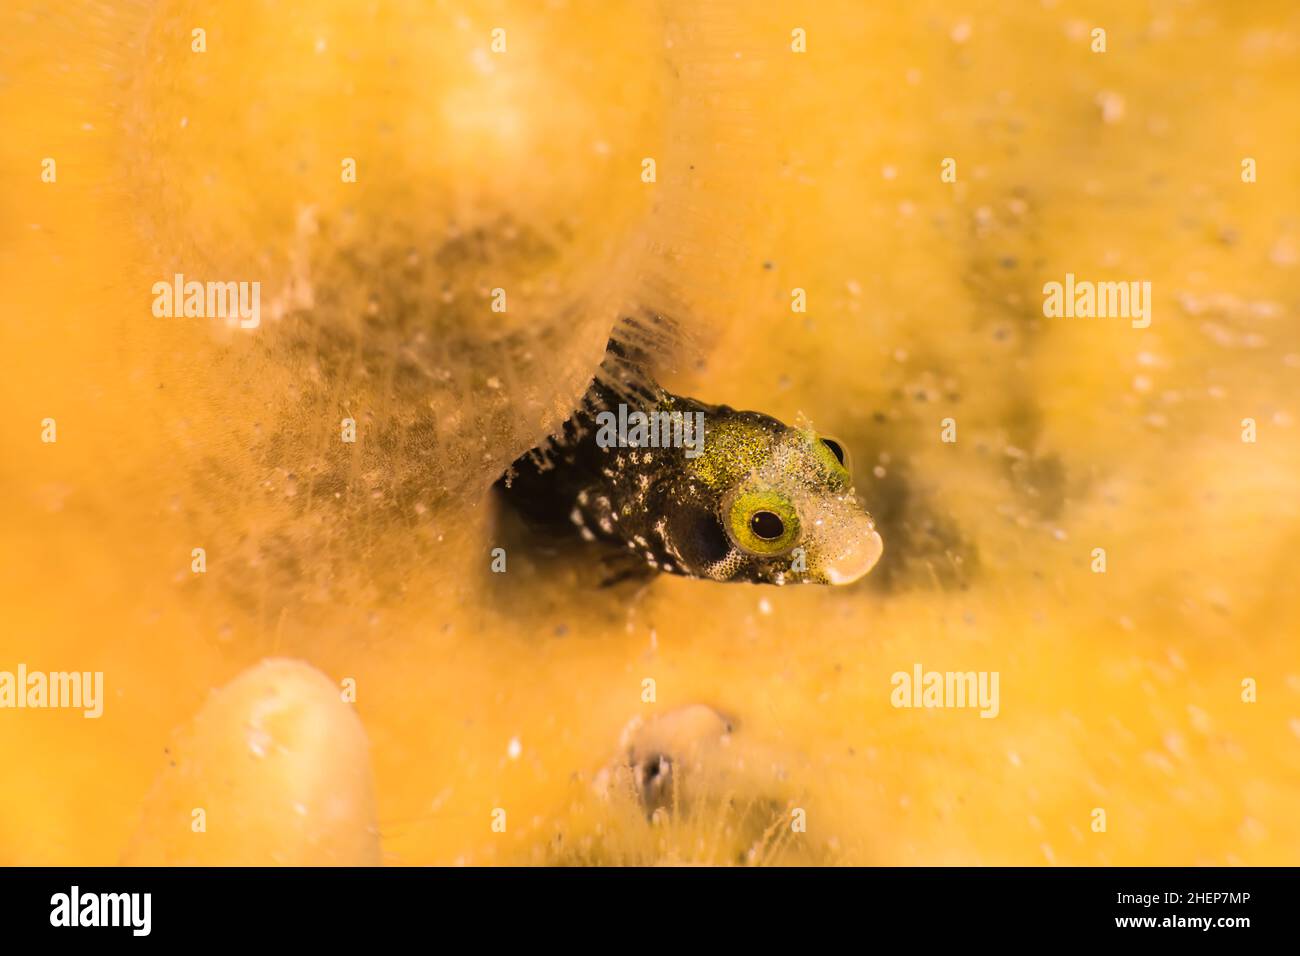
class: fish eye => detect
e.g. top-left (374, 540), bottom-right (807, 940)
top-left (821, 438), bottom-right (846, 466)
top-left (726, 489), bottom-right (800, 556)
top-left (750, 510), bottom-right (785, 540)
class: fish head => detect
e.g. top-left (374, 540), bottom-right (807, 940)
top-left (664, 408), bottom-right (883, 585)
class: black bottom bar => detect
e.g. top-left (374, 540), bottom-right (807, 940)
top-left (0, 866), bottom-right (1292, 942)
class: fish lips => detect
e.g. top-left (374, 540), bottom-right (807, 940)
top-left (807, 498), bottom-right (884, 585)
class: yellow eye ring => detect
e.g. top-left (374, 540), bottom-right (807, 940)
top-left (819, 436), bottom-right (850, 471)
top-left (811, 434), bottom-right (851, 486)
top-left (725, 489), bottom-right (801, 556)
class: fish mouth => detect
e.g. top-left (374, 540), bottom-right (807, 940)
top-left (820, 519), bottom-right (884, 585)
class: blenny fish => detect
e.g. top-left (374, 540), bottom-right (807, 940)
top-left (496, 320), bottom-right (883, 586)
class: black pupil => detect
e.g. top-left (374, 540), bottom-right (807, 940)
top-left (822, 439), bottom-right (846, 465)
top-left (750, 511), bottom-right (785, 540)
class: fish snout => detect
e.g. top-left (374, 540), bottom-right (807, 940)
top-left (820, 515), bottom-right (884, 585)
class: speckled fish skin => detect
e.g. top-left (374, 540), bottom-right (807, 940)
top-left (499, 374), bottom-right (885, 587)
